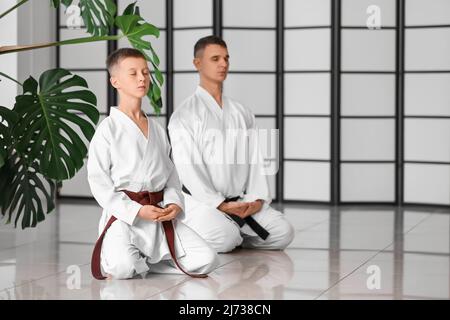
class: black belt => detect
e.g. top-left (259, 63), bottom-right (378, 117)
top-left (182, 185), bottom-right (269, 240)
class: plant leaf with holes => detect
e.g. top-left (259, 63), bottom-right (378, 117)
top-left (13, 68), bottom-right (99, 180)
top-left (79, 0), bottom-right (117, 36)
top-left (51, 0), bottom-right (73, 8)
top-left (0, 106), bottom-right (19, 169)
top-left (116, 4), bottom-right (164, 114)
top-left (51, 0), bottom-right (116, 37)
top-left (0, 152), bottom-right (55, 229)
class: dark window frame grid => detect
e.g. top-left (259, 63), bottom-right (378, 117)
top-left (56, 0), bottom-right (450, 209)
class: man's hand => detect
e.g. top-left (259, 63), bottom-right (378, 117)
top-left (218, 200), bottom-right (263, 219)
top-left (137, 205), bottom-right (167, 221)
top-left (156, 203), bottom-right (182, 222)
top-left (218, 201), bottom-right (248, 216)
top-left (241, 200), bottom-right (263, 218)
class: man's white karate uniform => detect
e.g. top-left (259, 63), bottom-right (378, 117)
top-left (168, 86), bottom-right (294, 253)
top-left (87, 107), bottom-right (218, 279)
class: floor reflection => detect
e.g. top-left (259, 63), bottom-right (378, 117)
top-left (0, 200), bottom-right (448, 300)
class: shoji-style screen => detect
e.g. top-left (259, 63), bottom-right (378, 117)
top-left (57, 0), bottom-right (449, 207)
top-left (283, 0), bottom-right (331, 202)
top-left (340, 0), bottom-right (396, 203)
top-left (403, 0), bottom-right (450, 205)
top-left (173, 0), bottom-right (213, 111)
top-left (57, 0), bottom-right (110, 197)
top-left (222, 0), bottom-right (277, 198)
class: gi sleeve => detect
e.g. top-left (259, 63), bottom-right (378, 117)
top-left (87, 126), bottom-right (142, 226)
top-left (161, 129), bottom-right (185, 212)
top-left (242, 113), bottom-right (273, 205)
top-left (168, 115), bottom-right (225, 209)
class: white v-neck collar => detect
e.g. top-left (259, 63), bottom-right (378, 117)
top-left (110, 107), bottom-right (150, 141)
top-left (196, 85), bottom-right (225, 117)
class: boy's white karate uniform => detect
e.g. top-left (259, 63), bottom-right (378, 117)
top-left (168, 86), bottom-right (294, 253)
top-left (87, 107), bottom-right (218, 279)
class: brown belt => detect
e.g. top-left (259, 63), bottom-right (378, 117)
top-left (91, 189), bottom-right (207, 280)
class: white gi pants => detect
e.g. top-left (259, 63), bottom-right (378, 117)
top-left (181, 194), bottom-right (295, 253)
top-left (101, 218), bottom-right (218, 279)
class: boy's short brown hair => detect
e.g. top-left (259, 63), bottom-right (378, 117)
top-left (106, 48), bottom-right (146, 75)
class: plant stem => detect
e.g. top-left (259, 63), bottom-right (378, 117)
top-left (0, 72), bottom-right (23, 86)
top-left (0, 0), bottom-right (30, 20)
top-left (0, 34), bottom-right (122, 55)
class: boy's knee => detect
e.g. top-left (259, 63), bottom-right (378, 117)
top-left (106, 256), bottom-right (136, 279)
top-left (196, 247), bottom-right (219, 274)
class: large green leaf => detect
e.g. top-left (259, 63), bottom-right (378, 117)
top-left (116, 3), bottom-right (164, 114)
top-left (52, 0), bottom-right (116, 37)
top-left (51, 0), bottom-right (73, 7)
top-left (79, 0), bottom-right (117, 36)
top-left (13, 68), bottom-right (99, 180)
top-left (0, 106), bottom-right (19, 169)
top-left (0, 152), bottom-right (55, 229)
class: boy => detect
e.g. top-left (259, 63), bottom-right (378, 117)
top-left (168, 36), bottom-right (294, 253)
top-left (87, 48), bottom-right (218, 280)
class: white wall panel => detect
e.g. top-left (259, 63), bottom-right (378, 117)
top-left (342, 0), bottom-right (396, 27)
top-left (285, 29), bottom-right (331, 70)
top-left (225, 74), bottom-right (275, 115)
top-left (60, 29), bottom-right (106, 69)
top-left (173, 73), bottom-right (200, 109)
top-left (341, 30), bottom-right (396, 71)
top-left (341, 164), bottom-right (395, 201)
top-left (75, 71), bottom-right (108, 114)
top-left (405, 74), bottom-right (450, 116)
top-left (224, 0), bottom-right (275, 27)
top-left (284, 0), bottom-right (331, 27)
top-left (223, 30), bottom-right (276, 71)
top-left (284, 161), bottom-right (330, 201)
top-left (405, 28), bottom-right (450, 70)
top-left (341, 119), bottom-right (395, 160)
top-left (404, 164), bottom-right (450, 205)
top-left (405, 0), bottom-right (450, 26)
top-left (341, 74), bottom-right (395, 116)
top-left (405, 119), bottom-right (450, 162)
top-left (285, 74), bottom-right (330, 115)
top-left (285, 118), bottom-right (330, 159)
top-left (174, 29), bottom-right (213, 71)
top-left (174, 0), bottom-right (212, 28)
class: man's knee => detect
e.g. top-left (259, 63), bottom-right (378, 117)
top-left (186, 210), bottom-right (243, 253)
top-left (208, 221), bottom-right (243, 253)
top-left (269, 219), bottom-right (295, 250)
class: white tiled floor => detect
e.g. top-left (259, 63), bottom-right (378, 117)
top-left (0, 200), bottom-right (448, 300)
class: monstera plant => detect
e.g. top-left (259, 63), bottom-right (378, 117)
top-left (0, 0), bottom-right (163, 229)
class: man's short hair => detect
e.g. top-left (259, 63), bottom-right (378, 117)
top-left (106, 48), bottom-right (146, 75)
top-left (194, 35), bottom-right (227, 58)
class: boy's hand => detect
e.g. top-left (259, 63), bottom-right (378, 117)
top-left (156, 203), bottom-right (182, 222)
top-left (137, 205), bottom-right (167, 221)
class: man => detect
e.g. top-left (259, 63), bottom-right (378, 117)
top-left (168, 36), bottom-right (294, 253)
